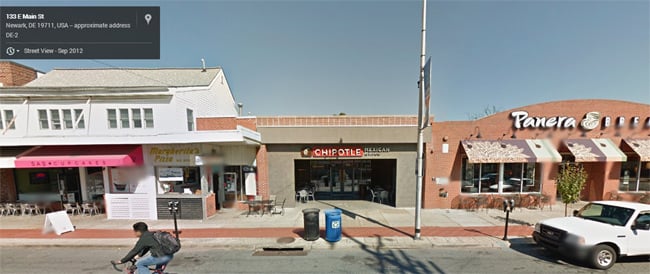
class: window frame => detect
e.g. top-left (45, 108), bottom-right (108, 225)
top-left (119, 108), bottom-right (130, 128)
top-left (107, 109), bottom-right (118, 129)
top-left (131, 108), bottom-right (142, 128)
top-left (38, 109), bottom-right (49, 129)
top-left (460, 158), bottom-right (541, 195)
top-left (186, 108), bottom-right (194, 131)
top-left (144, 108), bottom-right (154, 128)
top-left (49, 109), bottom-right (62, 130)
top-left (62, 109), bottom-right (73, 129)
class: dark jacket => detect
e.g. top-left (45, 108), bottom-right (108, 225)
top-left (121, 231), bottom-right (165, 262)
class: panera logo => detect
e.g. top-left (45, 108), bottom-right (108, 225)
top-left (511, 111), bottom-right (650, 131)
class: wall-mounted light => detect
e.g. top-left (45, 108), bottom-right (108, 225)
top-left (442, 136), bottom-right (449, 142)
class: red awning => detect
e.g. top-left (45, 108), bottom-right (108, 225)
top-left (15, 145), bottom-right (143, 168)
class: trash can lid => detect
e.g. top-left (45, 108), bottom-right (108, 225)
top-left (302, 208), bottom-right (320, 214)
top-left (324, 209), bottom-right (342, 215)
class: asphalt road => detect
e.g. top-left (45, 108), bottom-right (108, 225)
top-left (0, 239), bottom-right (648, 274)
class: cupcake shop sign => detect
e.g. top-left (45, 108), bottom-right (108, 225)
top-left (511, 111), bottom-right (649, 131)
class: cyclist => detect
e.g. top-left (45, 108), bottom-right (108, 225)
top-left (112, 222), bottom-right (173, 274)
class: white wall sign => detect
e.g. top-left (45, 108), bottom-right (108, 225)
top-left (158, 167), bottom-right (184, 181)
top-left (43, 210), bottom-right (75, 235)
top-left (244, 173), bottom-right (257, 196)
top-left (442, 143), bottom-right (449, 154)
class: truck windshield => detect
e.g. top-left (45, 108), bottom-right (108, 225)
top-left (576, 203), bottom-right (635, 226)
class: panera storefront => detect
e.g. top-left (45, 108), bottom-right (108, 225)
top-left (257, 116), bottom-right (428, 208)
top-left (425, 100), bottom-right (650, 209)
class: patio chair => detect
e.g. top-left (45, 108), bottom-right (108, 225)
top-left (5, 203), bottom-right (19, 216)
top-left (64, 203), bottom-right (80, 215)
top-left (307, 190), bottom-right (316, 201)
top-left (270, 198), bottom-right (286, 216)
top-left (369, 189), bottom-right (380, 203)
top-left (0, 204), bottom-right (6, 216)
top-left (379, 191), bottom-right (389, 204)
top-left (298, 190), bottom-right (308, 203)
top-left (81, 203), bottom-right (99, 216)
top-left (20, 203), bottom-right (37, 216)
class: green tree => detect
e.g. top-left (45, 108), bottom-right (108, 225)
top-left (556, 163), bottom-right (588, 216)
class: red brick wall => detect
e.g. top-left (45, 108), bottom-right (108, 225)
top-left (424, 99), bottom-right (650, 208)
top-left (0, 169), bottom-right (17, 202)
top-left (196, 117), bottom-right (258, 132)
top-left (205, 193), bottom-right (217, 217)
top-left (255, 145), bottom-right (269, 198)
top-left (196, 117), bottom-right (237, 130)
top-left (0, 62), bottom-right (38, 87)
top-left (256, 116), bottom-right (419, 127)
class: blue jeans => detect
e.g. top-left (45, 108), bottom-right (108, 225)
top-left (135, 254), bottom-right (173, 274)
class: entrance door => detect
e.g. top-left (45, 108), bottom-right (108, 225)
top-left (61, 168), bottom-right (81, 203)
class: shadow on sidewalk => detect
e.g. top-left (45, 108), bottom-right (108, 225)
top-left (492, 216), bottom-right (534, 226)
top-left (318, 201), bottom-right (413, 238)
top-left (462, 228), bottom-right (501, 240)
top-left (341, 231), bottom-right (445, 274)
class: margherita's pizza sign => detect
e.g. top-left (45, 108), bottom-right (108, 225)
top-left (511, 111), bottom-right (650, 131)
top-left (301, 146), bottom-right (364, 158)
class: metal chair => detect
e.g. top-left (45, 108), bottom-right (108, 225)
top-left (4, 203), bottom-right (19, 216)
top-left (81, 203), bottom-right (99, 216)
top-left (307, 190), bottom-right (316, 201)
top-left (270, 198), bottom-right (286, 216)
top-left (64, 203), bottom-right (80, 215)
top-left (369, 189), bottom-right (380, 203)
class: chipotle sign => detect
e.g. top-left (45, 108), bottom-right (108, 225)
top-left (301, 146), bottom-right (364, 158)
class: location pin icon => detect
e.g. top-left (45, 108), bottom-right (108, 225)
top-left (144, 14), bottom-right (152, 25)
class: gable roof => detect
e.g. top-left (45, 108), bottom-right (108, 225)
top-left (26, 67), bottom-right (221, 88)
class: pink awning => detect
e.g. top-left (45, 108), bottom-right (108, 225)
top-left (15, 145), bottom-right (143, 168)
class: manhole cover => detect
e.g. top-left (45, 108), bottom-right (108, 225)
top-left (276, 237), bottom-right (296, 244)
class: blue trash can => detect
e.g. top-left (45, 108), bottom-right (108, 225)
top-left (324, 209), bottom-right (342, 242)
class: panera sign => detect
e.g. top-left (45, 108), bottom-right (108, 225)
top-left (301, 146), bottom-right (392, 158)
top-left (511, 111), bottom-right (650, 131)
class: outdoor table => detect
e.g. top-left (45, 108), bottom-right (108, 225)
top-left (243, 200), bottom-right (273, 217)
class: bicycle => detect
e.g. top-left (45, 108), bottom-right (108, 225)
top-left (111, 259), bottom-right (167, 274)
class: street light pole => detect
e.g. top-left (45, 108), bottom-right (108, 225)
top-left (415, 0), bottom-right (427, 240)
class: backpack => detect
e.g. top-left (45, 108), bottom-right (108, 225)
top-left (153, 231), bottom-right (181, 255)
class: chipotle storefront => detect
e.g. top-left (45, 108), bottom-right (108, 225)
top-left (425, 99), bottom-right (650, 209)
top-left (257, 116), bottom-right (427, 208)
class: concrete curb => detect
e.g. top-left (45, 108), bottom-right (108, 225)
top-left (0, 236), bottom-right (519, 250)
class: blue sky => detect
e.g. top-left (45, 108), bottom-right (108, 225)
top-left (4, 0), bottom-right (649, 121)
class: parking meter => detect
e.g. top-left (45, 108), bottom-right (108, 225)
top-left (167, 201), bottom-right (180, 239)
top-left (502, 199), bottom-right (515, 240)
top-left (503, 199), bottom-right (515, 213)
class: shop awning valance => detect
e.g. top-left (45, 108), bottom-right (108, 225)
top-left (563, 139), bottom-right (627, 162)
top-left (461, 139), bottom-right (561, 164)
top-left (623, 139), bottom-right (650, 161)
top-left (15, 145), bottom-right (143, 168)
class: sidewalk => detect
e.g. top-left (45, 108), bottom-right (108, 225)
top-left (0, 200), bottom-right (583, 250)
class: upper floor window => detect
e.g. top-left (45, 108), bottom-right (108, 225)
top-left (108, 108), bottom-right (153, 129)
top-left (186, 108), bottom-right (194, 131)
top-left (0, 109), bottom-right (16, 130)
top-left (38, 109), bottom-right (85, 130)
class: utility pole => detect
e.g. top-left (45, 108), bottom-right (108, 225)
top-left (415, 0), bottom-right (427, 240)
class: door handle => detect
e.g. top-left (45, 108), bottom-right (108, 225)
top-left (617, 235), bottom-right (626, 238)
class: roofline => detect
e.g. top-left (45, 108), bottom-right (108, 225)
top-left (0, 61), bottom-right (44, 74)
top-left (48, 67), bottom-right (222, 71)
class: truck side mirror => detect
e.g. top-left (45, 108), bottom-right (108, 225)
top-left (572, 210), bottom-right (579, 216)
top-left (633, 221), bottom-right (650, 230)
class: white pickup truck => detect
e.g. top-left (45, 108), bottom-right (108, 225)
top-left (533, 201), bottom-right (650, 270)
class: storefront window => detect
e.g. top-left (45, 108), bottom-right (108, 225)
top-left (157, 167), bottom-right (201, 194)
top-left (461, 159), bottom-right (539, 194)
top-left (619, 160), bottom-right (650, 192)
top-left (86, 167), bottom-right (105, 200)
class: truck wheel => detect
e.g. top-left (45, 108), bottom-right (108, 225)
top-left (590, 245), bottom-right (616, 270)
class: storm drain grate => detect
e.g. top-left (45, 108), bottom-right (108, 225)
top-left (252, 247), bottom-right (308, 256)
